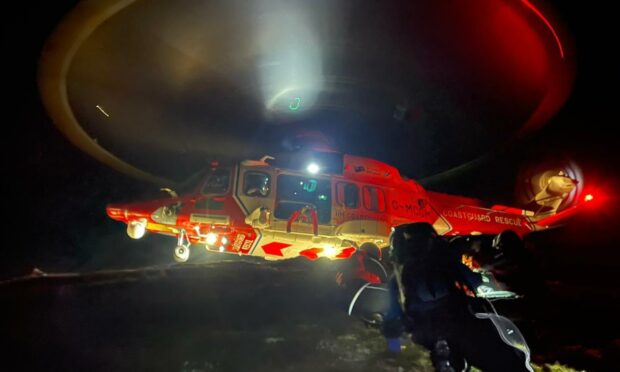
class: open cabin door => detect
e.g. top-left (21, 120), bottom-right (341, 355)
top-left (270, 173), bottom-right (335, 238)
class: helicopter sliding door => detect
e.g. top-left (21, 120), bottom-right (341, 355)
top-left (273, 174), bottom-right (333, 235)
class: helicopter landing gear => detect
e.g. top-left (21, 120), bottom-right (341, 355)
top-left (173, 229), bottom-right (191, 263)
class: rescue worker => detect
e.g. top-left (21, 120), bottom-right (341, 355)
top-left (382, 223), bottom-right (531, 372)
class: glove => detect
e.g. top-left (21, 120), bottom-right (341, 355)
top-left (476, 284), bottom-right (518, 299)
top-left (476, 285), bottom-right (494, 296)
top-left (387, 338), bottom-right (401, 353)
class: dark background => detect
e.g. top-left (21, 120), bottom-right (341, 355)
top-left (2, 1), bottom-right (619, 369)
top-left (4, 0), bottom-right (617, 274)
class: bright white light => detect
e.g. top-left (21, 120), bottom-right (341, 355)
top-left (206, 233), bottom-right (218, 245)
top-left (219, 246), bottom-right (225, 252)
top-left (127, 219), bottom-right (146, 239)
top-left (221, 236), bottom-right (229, 245)
top-left (323, 244), bottom-right (336, 258)
top-left (307, 163), bottom-right (320, 174)
top-left (256, 2), bottom-right (325, 113)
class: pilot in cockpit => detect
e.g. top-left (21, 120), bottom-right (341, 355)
top-left (245, 174), bottom-right (271, 197)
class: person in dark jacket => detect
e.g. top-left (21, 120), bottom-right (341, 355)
top-left (382, 223), bottom-right (531, 372)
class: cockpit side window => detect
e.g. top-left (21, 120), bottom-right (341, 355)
top-left (178, 169), bottom-right (209, 194)
top-left (337, 182), bottom-right (359, 209)
top-left (363, 186), bottom-right (386, 212)
top-left (201, 168), bottom-right (230, 195)
top-left (244, 172), bottom-right (271, 197)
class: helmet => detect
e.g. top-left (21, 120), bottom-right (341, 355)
top-left (389, 223), bottom-right (437, 263)
top-left (491, 230), bottom-right (523, 263)
top-left (492, 230), bottom-right (521, 250)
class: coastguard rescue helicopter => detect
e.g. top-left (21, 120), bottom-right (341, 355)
top-left (106, 149), bottom-right (593, 265)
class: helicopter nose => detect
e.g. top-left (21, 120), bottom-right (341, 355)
top-left (106, 204), bottom-right (127, 220)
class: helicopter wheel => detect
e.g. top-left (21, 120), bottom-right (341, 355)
top-left (173, 245), bottom-right (190, 263)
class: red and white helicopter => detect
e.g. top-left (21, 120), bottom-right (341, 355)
top-left (106, 150), bottom-right (593, 270)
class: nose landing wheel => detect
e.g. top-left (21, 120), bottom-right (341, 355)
top-left (173, 229), bottom-right (191, 263)
top-left (174, 245), bottom-right (190, 262)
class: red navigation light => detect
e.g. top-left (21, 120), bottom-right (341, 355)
top-left (584, 194), bottom-right (594, 202)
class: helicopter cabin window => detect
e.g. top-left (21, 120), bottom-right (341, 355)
top-left (363, 186), bottom-right (386, 212)
top-left (275, 175), bottom-right (331, 224)
top-left (337, 182), bottom-right (359, 209)
top-left (244, 172), bottom-right (271, 197)
top-left (201, 168), bottom-right (230, 195)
